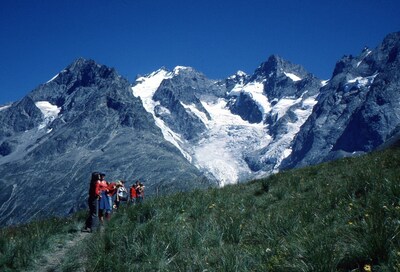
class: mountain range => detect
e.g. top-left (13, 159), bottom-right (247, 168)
top-left (0, 31), bottom-right (399, 226)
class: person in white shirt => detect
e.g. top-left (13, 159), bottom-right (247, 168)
top-left (115, 180), bottom-right (128, 209)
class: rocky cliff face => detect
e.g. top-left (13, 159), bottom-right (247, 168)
top-left (225, 55), bottom-right (322, 173)
top-left (281, 31), bottom-right (400, 169)
top-left (152, 67), bottom-right (223, 140)
top-left (0, 59), bottom-right (209, 226)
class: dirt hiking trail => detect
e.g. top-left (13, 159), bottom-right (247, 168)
top-left (24, 229), bottom-right (90, 272)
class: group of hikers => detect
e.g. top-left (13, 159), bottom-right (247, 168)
top-left (82, 171), bottom-right (145, 232)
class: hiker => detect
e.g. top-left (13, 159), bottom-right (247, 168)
top-left (82, 172), bottom-right (101, 232)
top-left (115, 180), bottom-right (128, 209)
top-left (106, 181), bottom-right (117, 219)
top-left (130, 182), bottom-right (137, 205)
top-left (136, 181), bottom-right (145, 204)
top-left (98, 173), bottom-right (111, 223)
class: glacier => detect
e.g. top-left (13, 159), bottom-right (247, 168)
top-left (131, 64), bottom-right (319, 186)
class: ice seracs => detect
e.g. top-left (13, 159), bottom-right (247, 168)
top-left (35, 101), bottom-right (61, 130)
top-left (193, 98), bottom-right (270, 186)
top-left (344, 73), bottom-right (379, 92)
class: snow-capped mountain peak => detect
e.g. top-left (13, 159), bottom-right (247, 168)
top-left (132, 56), bottom-right (322, 185)
top-left (227, 70), bottom-right (248, 79)
top-left (172, 66), bottom-right (193, 75)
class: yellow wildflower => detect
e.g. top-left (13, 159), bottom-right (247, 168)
top-left (363, 264), bottom-right (371, 272)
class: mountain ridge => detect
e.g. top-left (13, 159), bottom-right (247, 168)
top-left (281, 31), bottom-right (400, 169)
top-left (0, 31), bottom-right (399, 226)
top-left (0, 59), bottom-right (209, 226)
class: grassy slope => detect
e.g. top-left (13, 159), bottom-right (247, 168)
top-left (0, 213), bottom-right (86, 271)
top-left (1, 145), bottom-right (400, 271)
top-left (83, 145), bottom-right (400, 271)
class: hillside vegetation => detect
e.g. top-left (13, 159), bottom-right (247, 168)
top-left (1, 144), bottom-right (400, 271)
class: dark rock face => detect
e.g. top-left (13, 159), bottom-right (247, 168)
top-left (282, 31), bottom-right (400, 169)
top-left (0, 96), bottom-right (43, 138)
top-left (153, 83), bottom-right (207, 140)
top-left (152, 67), bottom-right (224, 140)
top-left (0, 59), bottom-right (210, 226)
top-left (230, 56), bottom-right (322, 172)
top-left (253, 55), bottom-right (317, 99)
top-left (228, 92), bottom-right (263, 123)
top-left (228, 55), bottom-right (321, 127)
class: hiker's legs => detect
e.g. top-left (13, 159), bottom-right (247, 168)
top-left (85, 197), bottom-right (97, 229)
top-left (105, 206), bottom-right (112, 221)
top-left (93, 198), bottom-right (99, 229)
top-left (84, 213), bottom-right (92, 229)
top-left (107, 195), bottom-right (113, 212)
top-left (98, 209), bottom-right (104, 224)
top-left (105, 211), bottom-right (111, 221)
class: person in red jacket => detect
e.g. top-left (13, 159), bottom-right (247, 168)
top-left (106, 181), bottom-right (117, 219)
top-left (130, 182), bottom-right (137, 205)
top-left (82, 172), bottom-right (101, 232)
top-left (97, 173), bottom-right (110, 224)
top-left (136, 181), bottom-right (145, 204)
top-left (107, 181), bottom-right (117, 198)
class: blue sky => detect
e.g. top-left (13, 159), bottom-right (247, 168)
top-left (0, 0), bottom-right (399, 105)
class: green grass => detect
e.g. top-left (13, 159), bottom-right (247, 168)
top-left (80, 145), bottom-right (400, 271)
top-left (2, 144), bottom-right (400, 271)
top-left (0, 211), bottom-right (86, 271)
